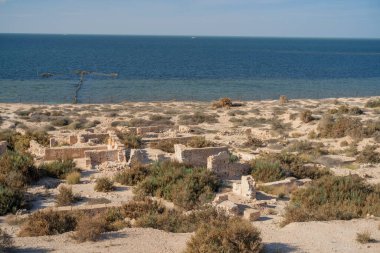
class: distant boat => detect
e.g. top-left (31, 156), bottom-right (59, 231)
top-left (191, 36), bottom-right (197, 39)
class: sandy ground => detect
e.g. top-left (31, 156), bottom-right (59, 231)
top-left (1, 96), bottom-right (380, 252)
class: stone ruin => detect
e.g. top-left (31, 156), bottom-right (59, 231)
top-left (29, 130), bottom-right (127, 169)
top-left (174, 144), bottom-right (229, 167)
top-left (206, 151), bottom-right (250, 179)
top-left (232, 175), bottom-right (256, 199)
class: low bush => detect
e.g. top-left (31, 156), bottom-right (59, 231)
top-left (94, 177), bottom-right (114, 192)
top-left (39, 159), bottom-right (77, 179)
top-left (356, 231), bottom-right (374, 244)
top-left (186, 136), bottom-right (216, 148)
top-left (250, 159), bottom-right (285, 183)
top-left (114, 164), bottom-right (150, 186)
top-left (18, 210), bottom-right (77, 237)
top-left (116, 132), bottom-right (143, 149)
top-left (0, 185), bottom-right (24, 215)
top-left (134, 161), bottom-right (220, 210)
top-left (356, 145), bottom-right (380, 164)
top-left (178, 112), bottom-right (218, 125)
top-left (282, 175), bottom-right (380, 225)
top-left (212, 97), bottom-right (233, 108)
top-left (73, 214), bottom-right (107, 242)
top-left (243, 136), bottom-right (264, 149)
top-left (51, 117), bottom-right (72, 127)
top-left (185, 217), bottom-right (262, 253)
top-left (0, 129), bottom-right (49, 152)
top-left (56, 185), bottom-right (76, 206)
top-left (66, 171), bottom-right (81, 184)
top-left (365, 98), bottom-right (380, 108)
top-left (318, 114), bottom-right (363, 139)
top-left (300, 110), bottom-right (314, 123)
top-left (0, 228), bottom-right (13, 252)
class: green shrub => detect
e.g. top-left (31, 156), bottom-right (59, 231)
top-left (116, 132), bottom-right (143, 149)
top-left (66, 171), bottom-right (81, 184)
top-left (94, 177), bottom-right (114, 192)
top-left (18, 210), bottom-right (77, 237)
top-left (114, 164), bottom-right (150, 186)
top-left (250, 158), bottom-right (285, 183)
top-left (185, 217), bottom-right (262, 253)
top-left (0, 185), bottom-right (24, 215)
top-left (39, 159), bottom-right (77, 179)
top-left (0, 228), bottom-right (13, 252)
top-left (0, 129), bottom-right (49, 152)
top-left (134, 161), bottom-right (220, 210)
top-left (56, 185), bottom-right (76, 206)
top-left (283, 175), bottom-right (380, 225)
top-left (0, 151), bottom-right (37, 190)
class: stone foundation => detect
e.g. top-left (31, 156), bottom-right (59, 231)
top-left (207, 151), bottom-right (250, 179)
top-left (44, 145), bottom-right (107, 160)
top-left (174, 144), bottom-right (228, 167)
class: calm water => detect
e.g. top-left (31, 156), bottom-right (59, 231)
top-left (0, 34), bottom-right (380, 103)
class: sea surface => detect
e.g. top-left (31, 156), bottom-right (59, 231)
top-left (0, 34), bottom-right (380, 103)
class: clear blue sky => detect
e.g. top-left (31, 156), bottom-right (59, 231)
top-left (0, 0), bottom-right (379, 38)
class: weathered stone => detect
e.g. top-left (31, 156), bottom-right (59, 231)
top-left (217, 200), bottom-right (240, 216)
top-left (175, 144), bottom-right (228, 167)
top-left (233, 175), bottom-right (256, 199)
top-left (28, 140), bottom-right (46, 158)
top-left (128, 149), bottom-right (149, 166)
top-left (207, 151), bottom-right (250, 179)
top-left (243, 208), bottom-right (260, 221)
top-left (212, 194), bottom-right (229, 205)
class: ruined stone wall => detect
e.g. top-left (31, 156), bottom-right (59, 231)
top-left (29, 140), bottom-right (46, 158)
top-left (207, 151), bottom-right (250, 179)
top-left (84, 149), bottom-right (121, 167)
top-left (129, 125), bottom-right (172, 135)
top-left (0, 141), bottom-right (7, 156)
top-left (174, 144), bottom-right (228, 167)
top-left (79, 133), bottom-right (109, 144)
top-left (44, 146), bottom-right (107, 160)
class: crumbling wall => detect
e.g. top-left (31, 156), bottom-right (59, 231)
top-left (233, 175), bottom-right (256, 199)
top-left (29, 140), bottom-right (46, 158)
top-left (84, 149), bottom-right (122, 167)
top-left (207, 151), bottom-right (250, 179)
top-left (259, 177), bottom-right (311, 190)
top-left (129, 125), bottom-right (172, 135)
top-left (0, 141), bottom-right (7, 156)
top-left (44, 146), bottom-right (107, 160)
top-left (79, 133), bottom-right (109, 144)
top-left (174, 144), bottom-right (228, 167)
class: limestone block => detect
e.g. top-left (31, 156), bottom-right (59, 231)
top-left (217, 200), bottom-right (240, 216)
top-left (212, 194), bottom-right (229, 205)
top-left (243, 209), bottom-right (260, 221)
top-left (240, 175), bottom-right (256, 199)
top-left (128, 149), bottom-right (149, 166)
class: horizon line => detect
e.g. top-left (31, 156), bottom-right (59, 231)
top-left (1, 32), bottom-right (380, 40)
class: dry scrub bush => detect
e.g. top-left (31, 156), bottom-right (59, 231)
top-left (0, 129), bottom-right (49, 152)
top-left (0, 228), bottom-right (13, 252)
top-left (18, 210), bottom-right (77, 237)
top-left (56, 185), bottom-right (76, 206)
top-left (365, 98), bottom-right (380, 108)
top-left (178, 112), bottom-right (219, 125)
top-left (185, 217), bottom-right (262, 253)
top-left (186, 136), bottom-right (216, 148)
top-left (251, 159), bottom-right (285, 183)
top-left (243, 135), bottom-right (265, 149)
top-left (300, 110), bottom-right (314, 123)
top-left (73, 214), bottom-right (107, 242)
top-left (279, 95), bottom-right (288, 105)
top-left (356, 145), bottom-right (380, 164)
top-left (150, 136), bottom-right (215, 153)
top-left (283, 175), bottom-right (380, 225)
top-left (134, 161), bottom-right (220, 210)
top-left (212, 97), bottom-right (233, 108)
top-left (94, 177), bottom-right (114, 192)
top-left (66, 171), bottom-right (81, 184)
top-left (318, 115), bottom-right (364, 139)
top-left (356, 231), bottom-right (374, 244)
top-left (114, 164), bottom-right (150, 186)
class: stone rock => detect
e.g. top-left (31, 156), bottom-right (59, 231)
top-left (217, 200), bottom-right (240, 216)
top-left (212, 194), bottom-right (229, 205)
top-left (233, 175), bottom-right (256, 200)
top-left (243, 209), bottom-right (260, 221)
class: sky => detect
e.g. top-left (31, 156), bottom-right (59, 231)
top-left (0, 0), bottom-right (379, 38)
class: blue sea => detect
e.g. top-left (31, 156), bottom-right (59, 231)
top-left (0, 34), bottom-right (380, 103)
